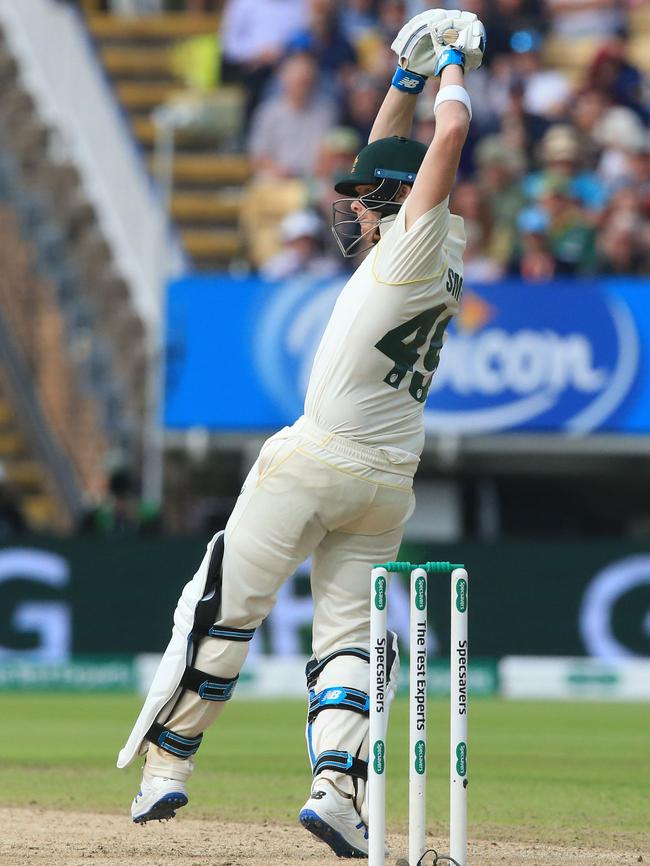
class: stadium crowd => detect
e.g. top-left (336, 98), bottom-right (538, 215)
top-left (219, 0), bottom-right (650, 281)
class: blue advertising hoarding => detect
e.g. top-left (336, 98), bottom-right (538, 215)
top-left (165, 274), bottom-right (650, 435)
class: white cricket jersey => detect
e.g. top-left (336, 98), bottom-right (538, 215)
top-left (304, 197), bottom-right (465, 458)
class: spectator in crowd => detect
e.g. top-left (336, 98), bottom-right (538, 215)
top-left (310, 125), bottom-right (362, 219)
top-left (286, 0), bottom-right (357, 90)
top-left (511, 207), bottom-right (556, 281)
top-left (0, 463), bottom-right (27, 540)
top-left (523, 125), bottom-right (607, 213)
top-left (340, 74), bottom-right (385, 142)
top-left (616, 158), bottom-right (650, 220)
top-left (248, 52), bottom-right (337, 178)
top-left (341, 0), bottom-right (377, 45)
top-left (79, 468), bottom-right (160, 536)
top-left (601, 180), bottom-right (650, 272)
top-left (463, 220), bottom-right (505, 282)
top-left (220, 0), bottom-right (308, 122)
top-left (499, 112), bottom-right (529, 170)
top-left (513, 30), bottom-right (572, 120)
top-left (594, 106), bottom-right (649, 191)
top-left (352, 0), bottom-right (423, 80)
top-left (375, 0), bottom-right (408, 43)
top-left (459, 64), bottom-right (500, 135)
top-left (475, 133), bottom-right (526, 266)
top-left (545, 0), bottom-right (625, 38)
top-left (412, 95), bottom-right (437, 146)
top-left (451, 175), bottom-right (507, 281)
top-left (606, 183), bottom-right (647, 225)
top-left (451, 180), bottom-right (494, 262)
top-left (585, 39), bottom-right (648, 121)
top-left (240, 0), bottom-right (649, 280)
top-left (570, 87), bottom-right (610, 142)
top-left (465, 30), bottom-right (568, 131)
top-left (598, 210), bottom-right (648, 274)
top-left (503, 79), bottom-right (551, 155)
top-left (536, 176), bottom-right (597, 274)
top-left (260, 209), bottom-right (341, 281)
top-left (482, 0), bottom-right (546, 62)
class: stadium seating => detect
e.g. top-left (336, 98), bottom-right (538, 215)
top-left (240, 180), bottom-right (309, 268)
top-left (86, 8), bottom-right (252, 270)
top-left (0, 28), bottom-right (153, 530)
top-left (0, 204), bottom-right (95, 532)
top-left (0, 383), bottom-right (50, 528)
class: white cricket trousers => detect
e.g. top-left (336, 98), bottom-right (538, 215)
top-left (146, 415), bottom-right (417, 781)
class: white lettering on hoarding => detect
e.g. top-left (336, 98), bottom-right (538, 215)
top-left (0, 549), bottom-right (71, 660)
top-left (430, 331), bottom-right (606, 396)
top-left (579, 555), bottom-right (650, 659)
top-left (425, 298), bottom-right (639, 434)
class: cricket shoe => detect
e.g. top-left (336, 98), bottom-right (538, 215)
top-left (299, 781), bottom-right (370, 858)
top-left (131, 774), bottom-right (188, 824)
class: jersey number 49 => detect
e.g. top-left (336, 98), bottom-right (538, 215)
top-left (375, 303), bottom-right (451, 404)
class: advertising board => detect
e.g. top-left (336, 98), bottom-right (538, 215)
top-left (165, 276), bottom-right (650, 435)
top-left (1, 540), bottom-right (648, 661)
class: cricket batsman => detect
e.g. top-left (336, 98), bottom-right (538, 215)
top-left (119, 9), bottom-right (484, 858)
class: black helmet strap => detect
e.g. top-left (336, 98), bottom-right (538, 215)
top-left (331, 175), bottom-right (408, 258)
top-left (359, 177), bottom-right (403, 217)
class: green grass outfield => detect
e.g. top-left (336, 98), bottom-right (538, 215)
top-left (2, 695), bottom-right (649, 845)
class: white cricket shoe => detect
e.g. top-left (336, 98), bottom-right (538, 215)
top-left (299, 781), bottom-right (369, 858)
top-left (131, 774), bottom-right (188, 824)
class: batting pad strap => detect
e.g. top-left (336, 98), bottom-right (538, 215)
top-left (313, 750), bottom-right (368, 781)
top-left (194, 624), bottom-right (256, 642)
top-left (146, 722), bottom-right (203, 758)
top-left (306, 648), bottom-right (370, 689)
top-left (391, 65), bottom-right (426, 93)
top-left (180, 666), bottom-right (239, 702)
top-left (308, 686), bottom-right (369, 723)
top-left (434, 84), bottom-right (472, 120)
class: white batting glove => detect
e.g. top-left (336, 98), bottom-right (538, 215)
top-left (391, 8), bottom-right (486, 78)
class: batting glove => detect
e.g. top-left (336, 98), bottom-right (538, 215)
top-left (391, 8), bottom-right (486, 79)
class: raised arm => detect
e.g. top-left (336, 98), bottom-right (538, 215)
top-left (404, 64), bottom-right (469, 228)
top-left (373, 10), bottom-right (485, 228)
top-left (368, 85), bottom-right (418, 143)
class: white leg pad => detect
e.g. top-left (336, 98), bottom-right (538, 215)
top-left (306, 637), bottom-right (399, 823)
top-left (117, 532), bottom-right (223, 769)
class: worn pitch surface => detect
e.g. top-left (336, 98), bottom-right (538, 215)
top-left (2, 696), bottom-right (649, 865)
top-left (1, 806), bottom-right (647, 866)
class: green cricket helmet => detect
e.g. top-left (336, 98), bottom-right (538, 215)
top-left (332, 136), bottom-right (427, 257)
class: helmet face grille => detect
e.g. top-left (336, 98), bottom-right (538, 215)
top-left (331, 177), bottom-right (403, 258)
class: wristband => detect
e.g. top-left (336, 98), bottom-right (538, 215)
top-left (434, 85), bottom-right (472, 120)
top-left (391, 65), bottom-right (426, 94)
top-left (434, 47), bottom-right (465, 77)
